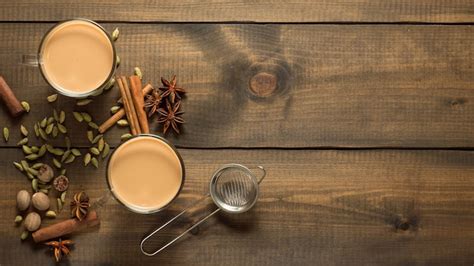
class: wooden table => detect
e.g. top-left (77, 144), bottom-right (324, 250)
top-left (1, 1), bottom-right (474, 265)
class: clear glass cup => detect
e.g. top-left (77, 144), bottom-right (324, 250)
top-left (22, 18), bottom-right (117, 98)
top-left (104, 134), bottom-right (186, 214)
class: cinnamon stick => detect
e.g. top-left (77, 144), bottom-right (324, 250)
top-left (129, 76), bottom-right (149, 133)
top-left (98, 84), bottom-right (153, 134)
top-left (0, 76), bottom-right (25, 117)
top-left (117, 77), bottom-right (139, 135)
top-left (32, 210), bottom-right (100, 243)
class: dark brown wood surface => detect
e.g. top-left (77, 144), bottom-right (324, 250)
top-left (0, 1), bottom-right (473, 265)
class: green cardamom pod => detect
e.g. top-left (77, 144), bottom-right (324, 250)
top-left (20, 125), bottom-right (28, 136)
top-left (47, 116), bottom-right (55, 125)
top-left (16, 137), bottom-right (28, 146)
top-left (15, 215), bottom-right (23, 223)
top-left (73, 111), bottom-right (84, 122)
top-left (52, 148), bottom-right (64, 156)
top-left (112, 27), bottom-right (120, 41)
top-left (31, 178), bottom-right (38, 191)
top-left (64, 154), bottom-right (75, 164)
top-left (76, 99), bottom-right (93, 106)
top-left (20, 231), bottom-right (29, 240)
top-left (31, 163), bottom-right (44, 169)
top-left (134, 67), bottom-right (143, 80)
top-left (59, 110), bottom-right (66, 123)
top-left (110, 105), bottom-right (120, 114)
top-left (71, 148), bottom-right (81, 156)
top-left (30, 146), bottom-right (39, 153)
top-left (52, 125), bottom-right (59, 138)
top-left (102, 143), bottom-right (110, 159)
top-left (116, 55), bottom-right (121, 67)
top-left (53, 158), bottom-right (61, 169)
top-left (57, 198), bottom-right (63, 211)
top-left (20, 160), bottom-right (29, 171)
top-left (47, 94), bottom-right (58, 103)
top-left (60, 191), bottom-right (67, 203)
top-left (25, 154), bottom-right (39, 161)
top-left (121, 133), bottom-right (132, 141)
top-left (105, 77), bottom-right (115, 91)
top-left (117, 119), bottom-right (129, 126)
top-left (88, 122), bottom-right (99, 129)
top-left (92, 134), bottom-right (103, 144)
top-left (90, 147), bottom-right (100, 156)
top-left (27, 172), bottom-right (35, 180)
top-left (13, 162), bottom-right (24, 172)
top-left (45, 210), bottom-right (57, 218)
top-left (57, 124), bottom-right (67, 134)
top-left (45, 123), bottom-right (54, 134)
top-left (39, 128), bottom-right (48, 140)
top-left (3, 127), bottom-right (9, 142)
top-left (61, 150), bottom-right (71, 163)
top-left (38, 145), bottom-right (47, 157)
top-left (91, 157), bottom-right (99, 168)
top-left (53, 109), bottom-right (59, 122)
top-left (26, 167), bottom-right (38, 176)
top-left (34, 123), bottom-right (39, 137)
top-left (87, 131), bottom-right (94, 143)
top-left (40, 188), bottom-right (49, 194)
top-left (22, 145), bottom-right (33, 155)
top-left (60, 168), bottom-right (67, 175)
top-left (21, 101), bottom-right (30, 113)
top-left (40, 117), bottom-right (48, 128)
top-left (84, 153), bottom-right (91, 166)
top-left (81, 112), bottom-right (92, 122)
top-left (98, 138), bottom-right (105, 151)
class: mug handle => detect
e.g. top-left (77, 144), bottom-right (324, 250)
top-left (22, 54), bottom-right (40, 67)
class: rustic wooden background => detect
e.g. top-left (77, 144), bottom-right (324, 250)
top-left (1, 1), bottom-right (474, 265)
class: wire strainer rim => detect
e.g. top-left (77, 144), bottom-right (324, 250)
top-left (209, 163), bottom-right (259, 214)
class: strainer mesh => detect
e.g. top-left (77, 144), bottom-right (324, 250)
top-left (214, 168), bottom-right (257, 208)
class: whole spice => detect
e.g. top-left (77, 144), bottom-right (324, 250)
top-left (47, 94), bottom-right (58, 103)
top-left (112, 28), bottom-right (120, 41)
top-left (157, 100), bottom-right (185, 134)
top-left (116, 119), bottom-right (129, 126)
top-left (20, 231), bottom-right (29, 240)
top-left (76, 99), bottom-right (92, 106)
top-left (37, 164), bottom-right (54, 183)
top-left (72, 112), bottom-right (83, 122)
top-left (24, 212), bottom-right (41, 231)
top-left (3, 127), bottom-right (9, 142)
top-left (17, 190), bottom-right (31, 211)
top-left (159, 75), bottom-right (185, 103)
top-left (32, 192), bottom-right (50, 211)
top-left (0, 76), bottom-right (26, 117)
top-left (20, 125), bottom-right (28, 136)
top-left (15, 215), bottom-right (23, 224)
top-left (144, 89), bottom-right (163, 117)
top-left (21, 101), bottom-right (30, 113)
top-left (53, 175), bottom-right (69, 192)
top-left (46, 210), bottom-right (57, 218)
top-left (70, 191), bottom-right (90, 221)
top-left (45, 238), bottom-right (74, 262)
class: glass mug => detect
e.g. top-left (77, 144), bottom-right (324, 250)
top-left (23, 18), bottom-right (117, 98)
top-left (102, 134), bottom-right (186, 214)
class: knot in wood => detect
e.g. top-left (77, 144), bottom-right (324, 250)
top-left (249, 72), bottom-right (277, 97)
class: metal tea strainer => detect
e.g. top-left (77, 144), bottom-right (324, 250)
top-left (140, 164), bottom-right (266, 256)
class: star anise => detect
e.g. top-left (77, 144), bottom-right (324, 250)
top-left (157, 100), bottom-right (184, 134)
top-left (159, 75), bottom-right (185, 103)
top-left (45, 238), bottom-right (74, 262)
top-left (70, 191), bottom-right (90, 221)
top-left (144, 88), bottom-right (163, 117)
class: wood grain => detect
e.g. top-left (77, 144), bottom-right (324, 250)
top-left (0, 1), bottom-right (473, 23)
top-left (0, 23), bottom-right (473, 148)
top-left (1, 148), bottom-right (474, 265)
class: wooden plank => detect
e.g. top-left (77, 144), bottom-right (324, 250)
top-left (0, 23), bottom-right (473, 148)
top-left (0, 1), bottom-right (473, 23)
top-left (1, 148), bottom-right (474, 265)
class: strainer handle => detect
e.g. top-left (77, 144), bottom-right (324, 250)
top-left (140, 193), bottom-right (220, 256)
top-left (250, 165), bottom-right (266, 184)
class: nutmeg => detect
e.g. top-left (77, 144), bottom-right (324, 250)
top-left (53, 175), bottom-right (69, 192)
top-left (24, 212), bottom-right (41, 231)
top-left (37, 164), bottom-right (54, 183)
top-left (16, 190), bottom-right (31, 211)
top-left (31, 192), bottom-right (50, 211)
